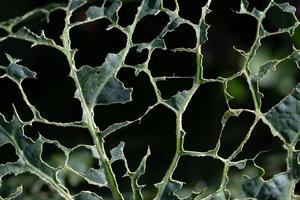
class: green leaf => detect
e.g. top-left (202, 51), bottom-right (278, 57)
top-left (102, 121), bottom-right (133, 138)
top-left (74, 191), bottom-right (102, 200)
top-left (1, 54), bottom-right (36, 84)
top-left (239, 0), bottom-right (249, 13)
top-left (199, 20), bottom-right (210, 45)
top-left (165, 90), bottom-right (190, 112)
top-left (85, 1), bottom-right (121, 24)
top-left (155, 179), bottom-right (183, 200)
top-left (221, 109), bottom-right (243, 127)
top-left (14, 27), bottom-right (56, 47)
top-left (209, 190), bottom-right (229, 200)
top-left (275, 2), bottom-right (296, 14)
top-left (76, 53), bottom-right (132, 109)
top-left (138, 0), bottom-right (161, 20)
top-left (242, 173), bottom-right (293, 200)
top-left (254, 59), bottom-right (280, 81)
top-left (264, 82), bottom-right (300, 144)
top-left (110, 142), bottom-right (125, 163)
top-left (69, 0), bottom-right (87, 12)
top-left (66, 145), bottom-right (107, 187)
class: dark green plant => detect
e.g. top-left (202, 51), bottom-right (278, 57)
top-left (0, 0), bottom-right (300, 199)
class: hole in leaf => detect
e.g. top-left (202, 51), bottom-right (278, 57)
top-left (254, 149), bottom-right (286, 179)
top-left (173, 156), bottom-right (224, 198)
top-left (42, 9), bottom-right (66, 46)
top-left (247, 0), bottom-right (270, 11)
top-left (41, 143), bottom-right (66, 168)
top-left (156, 78), bottom-right (194, 99)
top-left (125, 47), bottom-right (149, 66)
top-left (260, 60), bottom-right (300, 113)
top-left (34, 123), bottom-right (92, 148)
top-left (227, 162), bottom-right (261, 199)
top-left (111, 157), bottom-right (132, 193)
top-left (177, 0), bottom-right (207, 24)
top-left (24, 125), bottom-right (39, 141)
top-left (227, 76), bottom-right (254, 110)
top-left (105, 105), bottom-right (176, 186)
top-left (57, 168), bottom-right (103, 197)
top-left (183, 83), bottom-right (227, 152)
top-left (70, 19), bottom-right (127, 67)
top-left (163, 0), bottom-right (176, 11)
top-left (132, 12), bottom-right (169, 43)
top-left (0, 173), bottom-right (48, 199)
top-left (0, 78), bottom-right (25, 120)
top-left (0, 28), bottom-right (7, 38)
top-left (149, 50), bottom-right (196, 77)
top-left (95, 70), bottom-right (156, 130)
top-left (263, 6), bottom-right (296, 33)
top-left (68, 146), bottom-right (98, 171)
top-left (0, 143), bottom-right (18, 164)
top-left (230, 14), bottom-right (257, 51)
top-left (19, 46), bottom-right (82, 122)
top-left (118, 2), bottom-right (140, 27)
top-left (234, 121), bottom-right (286, 174)
top-left (164, 23), bottom-right (196, 49)
top-left (218, 112), bottom-right (255, 158)
top-left (295, 181), bottom-right (300, 196)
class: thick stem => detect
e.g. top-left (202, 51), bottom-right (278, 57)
top-left (61, 12), bottom-right (124, 200)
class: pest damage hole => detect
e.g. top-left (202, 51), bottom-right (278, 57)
top-left (132, 12), bottom-right (169, 43)
top-left (41, 143), bottom-right (66, 168)
top-left (164, 23), bottom-right (196, 49)
top-left (0, 143), bottom-right (18, 164)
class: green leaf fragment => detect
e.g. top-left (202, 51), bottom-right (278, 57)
top-left (1, 54), bottom-right (36, 84)
top-left (242, 173), bottom-right (293, 200)
top-left (76, 53), bottom-right (132, 109)
top-left (275, 2), bottom-right (296, 14)
top-left (155, 179), bottom-right (183, 200)
top-left (110, 141), bottom-right (125, 163)
top-left (15, 27), bottom-right (56, 47)
top-left (85, 1), bottom-right (121, 24)
top-left (199, 20), bottom-right (210, 45)
top-left (292, 151), bottom-right (300, 179)
top-left (166, 90), bottom-right (190, 112)
top-left (138, 0), bottom-right (161, 20)
top-left (221, 109), bottom-right (243, 127)
top-left (74, 191), bottom-right (102, 200)
top-left (264, 83), bottom-right (300, 144)
top-left (254, 59), bottom-right (280, 81)
top-left (69, 0), bottom-right (87, 12)
top-left (102, 121), bottom-right (133, 138)
top-left (209, 190), bottom-right (229, 200)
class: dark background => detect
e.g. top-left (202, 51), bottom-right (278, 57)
top-left (0, 0), bottom-right (300, 199)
